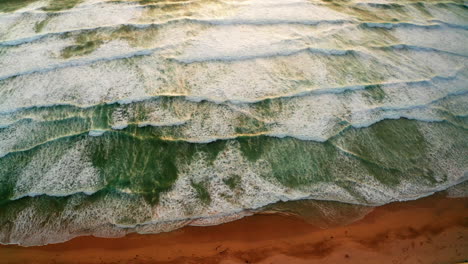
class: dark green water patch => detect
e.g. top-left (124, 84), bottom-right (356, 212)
top-left (363, 84), bottom-right (386, 103)
top-left (61, 31), bottom-right (104, 59)
top-left (90, 104), bottom-right (113, 129)
top-left (190, 179), bottom-right (211, 205)
top-left (238, 136), bottom-right (266, 162)
top-left (0, 0), bottom-right (80, 13)
top-left (358, 158), bottom-right (402, 186)
top-left (34, 14), bottom-right (57, 33)
top-left (223, 174), bottom-right (241, 190)
top-left (59, 24), bottom-right (161, 58)
top-left (329, 118), bottom-right (464, 186)
top-left (234, 115), bottom-right (268, 135)
top-left (333, 118), bottom-right (427, 166)
top-left (411, 2), bottom-right (432, 17)
top-left (42, 0), bottom-right (83, 12)
top-left (89, 131), bottom-right (228, 205)
top-left (239, 136), bottom-right (338, 188)
top-left (0, 0), bottom-right (39, 13)
top-left (90, 133), bottom-right (186, 205)
top-left (269, 140), bottom-right (338, 188)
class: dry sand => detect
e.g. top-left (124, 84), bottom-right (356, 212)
top-left (1, 193), bottom-right (467, 264)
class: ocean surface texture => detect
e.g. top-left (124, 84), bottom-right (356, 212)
top-left (0, 0), bottom-right (467, 246)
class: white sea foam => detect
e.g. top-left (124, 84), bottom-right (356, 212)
top-left (12, 140), bottom-right (103, 200)
top-left (88, 129), bottom-right (106, 136)
top-left (0, 80), bottom-right (466, 158)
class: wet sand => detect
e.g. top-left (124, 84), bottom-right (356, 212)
top-left (1, 193), bottom-right (467, 264)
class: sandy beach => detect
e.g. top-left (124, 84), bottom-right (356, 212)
top-left (1, 193), bottom-right (466, 264)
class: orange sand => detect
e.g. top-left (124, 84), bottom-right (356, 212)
top-left (1, 193), bottom-right (467, 264)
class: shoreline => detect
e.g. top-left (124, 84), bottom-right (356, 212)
top-left (0, 193), bottom-right (467, 264)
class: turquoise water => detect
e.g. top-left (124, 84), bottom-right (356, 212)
top-left (0, 0), bottom-right (467, 246)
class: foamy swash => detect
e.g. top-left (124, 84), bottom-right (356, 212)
top-left (0, 0), bottom-right (467, 246)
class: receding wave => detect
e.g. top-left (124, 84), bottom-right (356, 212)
top-left (1, 83), bottom-right (466, 158)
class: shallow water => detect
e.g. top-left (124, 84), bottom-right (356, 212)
top-left (0, 0), bottom-right (467, 246)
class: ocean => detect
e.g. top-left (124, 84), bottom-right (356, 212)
top-left (0, 0), bottom-right (467, 246)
